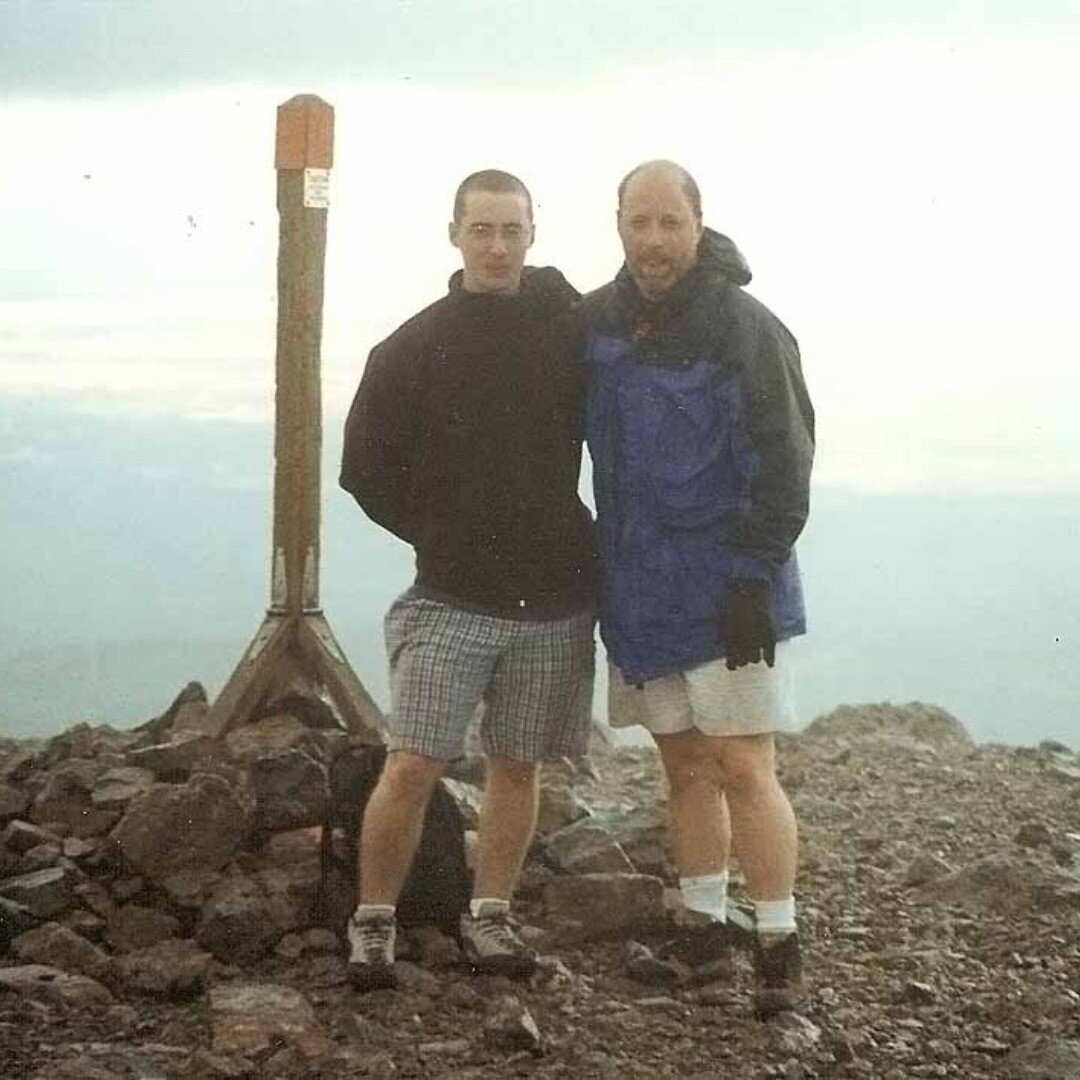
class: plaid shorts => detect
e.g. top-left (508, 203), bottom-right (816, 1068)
top-left (384, 593), bottom-right (596, 762)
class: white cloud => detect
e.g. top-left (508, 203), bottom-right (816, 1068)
top-left (0, 35), bottom-right (1076, 491)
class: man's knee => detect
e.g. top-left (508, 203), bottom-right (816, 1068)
top-left (716, 734), bottom-right (776, 794)
top-left (656, 731), bottom-right (719, 793)
top-left (485, 755), bottom-right (540, 790)
top-left (376, 751), bottom-right (446, 803)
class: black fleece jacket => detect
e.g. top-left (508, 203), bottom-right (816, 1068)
top-left (339, 267), bottom-right (598, 617)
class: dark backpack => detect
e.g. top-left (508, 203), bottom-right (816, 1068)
top-left (319, 743), bottom-right (471, 936)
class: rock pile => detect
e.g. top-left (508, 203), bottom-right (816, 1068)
top-left (1, 692), bottom-right (1078, 1079)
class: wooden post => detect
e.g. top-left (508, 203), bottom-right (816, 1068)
top-left (206, 95), bottom-right (384, 743)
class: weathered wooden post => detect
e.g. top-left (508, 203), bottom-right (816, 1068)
top-left (206, 94), bottom-right (383, 742)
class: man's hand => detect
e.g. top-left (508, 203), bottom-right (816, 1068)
top-left (718, 582), bottom-right (776, 670)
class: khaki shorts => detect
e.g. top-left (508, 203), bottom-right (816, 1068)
top-left (385, 594), bottom-right (595, 762)
top-left (607, 643), bottom-right (796, 737)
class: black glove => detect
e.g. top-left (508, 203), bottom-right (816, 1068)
top-left (718, 581), bottom-right (776, 670)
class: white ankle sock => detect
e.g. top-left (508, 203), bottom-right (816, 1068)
top-left (753, 897), bottom-right (796, 939)
top-left (470, 897), bottom-right (510, 918)
top-left (353, 903), bottom-right (395, 920)
top-left (680, 871), bottom-right (729, 923)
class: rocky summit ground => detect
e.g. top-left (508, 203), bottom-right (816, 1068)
top-left (1, 697), bottom-right (1079, 1079)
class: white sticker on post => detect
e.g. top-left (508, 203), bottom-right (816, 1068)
top-left (303, 167), bottom-right (330, 208)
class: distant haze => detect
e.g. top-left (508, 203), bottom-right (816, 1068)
top-left (2, 403), bottom-right (1076, 747)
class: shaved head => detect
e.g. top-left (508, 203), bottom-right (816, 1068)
top-left (452, 169), bottom-right (533, 225)
top-left (618, 160), bottom-right (702, 221)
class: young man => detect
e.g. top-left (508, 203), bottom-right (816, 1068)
top-left (580, 160), bottom-right (815, 1018)
top-left (339, 170), bottom-right (596, 992)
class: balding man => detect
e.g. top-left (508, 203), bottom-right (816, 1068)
top-left (581, 160), bottom-right (814, 1018)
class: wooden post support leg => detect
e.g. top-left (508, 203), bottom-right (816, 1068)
top-left (204, 614), bottom-right (295, 740)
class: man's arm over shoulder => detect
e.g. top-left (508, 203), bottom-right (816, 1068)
top-left (727, 289), bottom-right (815, 578)
top-left (339, 318), bottom-right (426, 544)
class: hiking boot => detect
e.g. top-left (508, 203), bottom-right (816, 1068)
top-left (459, 901), bottom-right (537, 978)
top-left (347, 909), bottom-right (397, 992)
top-left (752, 932), bottom-right (808, 1019)
top-left (658, 916), bottom-right (736, 986)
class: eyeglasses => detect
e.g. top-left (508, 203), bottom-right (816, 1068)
top-left (464, 222), bottom-right (529, 243)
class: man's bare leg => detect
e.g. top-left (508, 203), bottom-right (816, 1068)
top-left (711, 731), bottom-right (806, 1015)
top-left (713, 733), bottom-right (797, 903)
top-left (654, 729), bottom-right (732, 877)
top-left (357, 751), bottom-right (446, 905)
top-left (472, 754), bottom-right (540, 900)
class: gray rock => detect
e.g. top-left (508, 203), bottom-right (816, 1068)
top-left (0, 963), bottom-right (114, 1010)
top-left (0, 895), bottom-right (35, 936)
top-left (0, 865), bottom-right (78, 918)
top-left (209, 982), bottom-right (331, 1058)
top-left (998, 1035), bottom-right (1080, 1078)
top-left (621, 939), bottom-right (680, 985)
top-left (483, 993), bottom-right (542, 1052)
top-left (30, 803), bottom-right (121, 839)
top-left (174, 1048), bottom-right (254, 1078)
top-left (441, 777), bottom-right (483, 830)
top-left (543, 872), bottom-right (666, 936)
top-left (61, 836), bottom-right (99, 861)
top-left (107, 903), bottom-right (182, 952)
top-left (159, 867), bottom-right (224, 910)
top-left (114, 938), bottom-right (215, 1001)
top-left (1, 741), bottom-right (46, 786)
top-left (224, 715), bottom-right (309, 761)
top-left (0, 781), bottom-right (29, 820)
top-left (536, 773), bottom-right (591, 837)
top-left (921, 852), bottom-right (1080, 914)
top-left (1039, 739), bottom-right (1073, 755)
top-left (418, 1038), bottom-right (471, 1056)
top-left (110, 772), bottom-right (249, 880)
top-left (1047, 761), bottom-right (1080, 784)
top-left (406, 924), bottom-right (461, 968)
top-left (33, 758), bottom-right (102, 806)
top-left (1015, 822), bottom-right (1053, 848)
top-left (275, 927), bottom-right (341, 961)
top-left (131, 680), bottom-right (209, 741)
top-left (90, 765), bottom-right (156, 809)
top-left (125, 733), bottom-right (219, 780)
top-left (2, 819), bottom-right (60, 854)
top-left (904, 853), bottom-right (954, 886)
top-left (0, 843), bottom-right (20, 878)
top-left (903, 978), bottom-right (938, 1004)
top-left (543, 818), bottom-right (635, 874)
top-left (769, 1011), bottom-right (822, 1054)
top-left (20, 841), bottom-right (62, 872)
top-left (12, 920), bottom-right (112, 984)
top-left (197, 893), bottom-right (279, 965)
top-left (804, 702), bottom-right (975, 755)
top-left (609, 806), bottom-right (669, 876)
top-left (248, 748), bottom-right (328, 831)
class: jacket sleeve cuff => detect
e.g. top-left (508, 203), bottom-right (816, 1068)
top-left (729, 553), bottom-right (772, 585)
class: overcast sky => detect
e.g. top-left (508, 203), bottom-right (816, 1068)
top-left (2, 1), bottom-right (1078, 493)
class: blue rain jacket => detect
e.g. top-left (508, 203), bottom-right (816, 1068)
top-left (581, 229), bottom-right (815, 684)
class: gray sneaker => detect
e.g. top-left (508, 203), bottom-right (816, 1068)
top-left (347, 909), bottom-right (397, 992)
top-left (459, 901), bottom-right (537, 978)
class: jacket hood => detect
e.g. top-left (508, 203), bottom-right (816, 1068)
top-left (698, 228), bottom-right (752, 286)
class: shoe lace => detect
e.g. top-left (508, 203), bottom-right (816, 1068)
top-left (353, 918), bottom-right (393, 960)
top-left (473, 912), bottom-right (524, 953)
